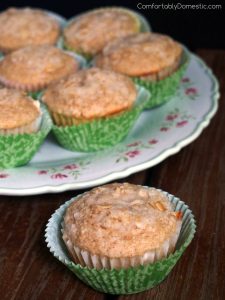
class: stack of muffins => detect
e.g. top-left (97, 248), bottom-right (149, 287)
top-left (0, 6), bottom-right (189, 167)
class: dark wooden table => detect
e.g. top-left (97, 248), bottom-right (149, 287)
top-left (0, 49), bottom-right (224, 300)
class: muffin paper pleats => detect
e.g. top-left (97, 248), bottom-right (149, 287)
top-left (45, 189), bottom-right (196, 295)
top-left (133, 49), bottom-right (190, 109)
top-left (0, 105), bottom-right (52, 169)
top-left (51, 86), bottom-right (150, 152)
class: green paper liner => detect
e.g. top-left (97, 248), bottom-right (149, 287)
top-left (59, 6), bottom-right (151, 61)
top-left (28, 90), bottom-right (43, 100)
top-left (45, 188), bottom-right (196, 295)
top-left (51, 86), bottom-right (149, 152)
top-left (0, 105), bottom-right (52, 169)
top-left (133, 49), bottom-right (190, 109)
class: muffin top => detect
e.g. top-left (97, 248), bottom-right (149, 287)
top-left (0, 88), bottom-right (41, 129)
top-left (95, 32), bottom-right (183, 76)
top-left (42, 68), bottom-right (137, 119)
top-left (0, 45), bottom-right (79, 89)
top-left (63, 183), bottom-right (182, 258)
top-left (0, 7), bottom-right (61, 53)
top-left (63, 8), bottom-right (140, 56)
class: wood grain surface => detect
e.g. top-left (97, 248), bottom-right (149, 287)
top-left (0, 50), bottom-right (224, 300)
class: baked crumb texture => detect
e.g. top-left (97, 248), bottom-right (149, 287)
top-left (0, 45), bottom-right (79, 92)
top-left (95, 32), bottom-right (182, 80)
top-left (63, 8), bottom-right (140, 56)
top-left (0, 7), bottom-right (60, 53)
top-left (43, 67), bottom-right (137, 122)
top-left (63, 183), bottom-right (182, 269)
top-left (0, 88), bottom-right (41, 134)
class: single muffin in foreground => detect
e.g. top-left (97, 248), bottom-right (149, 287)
top-left (0, 7), bottom-right (61, 53)
top-left (42, 67), bottom-right (148, 152)
top-left (0, 88), bottom-right (41, 134)
top-left (45, 184), bottom-right (196, 294)
top-left (0, 45), bottom-right (79, 92)
top-left (62, 183), bottom-right (182, 269)
top-left (95, 32), bottom-right (189, 108)
top-left (63, 7), bottom-right (141, 58)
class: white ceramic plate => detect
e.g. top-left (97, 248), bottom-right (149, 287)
top-left (0, 53), bottom-right (219, 195)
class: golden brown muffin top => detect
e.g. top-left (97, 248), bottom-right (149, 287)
top-left (0, 88), bottom-right (41, 129)
top-left (63, 8), bottom-right (140, 55)
top-left (0, 7), bottom-right (60, 53)
top-left (0, 45), bottom-right (79, 87)
top-left (63, 183), bottom-right (182, 258)
top-left (95, 32), bottom-right (183, 76)
top-left (42, 68), bottom-right (137, 119)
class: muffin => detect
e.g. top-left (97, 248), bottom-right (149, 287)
top-left (0, 88), bottom-right (52, 168)
top-left (46, 185), bottom-right (196, 294)
top-left (95, 32), bottom-right (189, 108)
top-left (0, 7), bottom-right (61, 53)
top-left (0, 88), bottom-right (41, 134)
top-left (42, 67), bottom-right (137, 124)
top-left (42, 68), bottom-right (148, 151)
top-left (62, 183), bottom-right (182, 269)
top-left (0, 45), bottom-right (79, 92)
top-left (63, 7), bottom-right (141, 59)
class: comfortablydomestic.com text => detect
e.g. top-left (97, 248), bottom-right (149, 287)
top-left (137, 2), bottom-right (222, 10)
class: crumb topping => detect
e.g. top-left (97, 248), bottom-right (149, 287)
top-left (63, 183), bottom-right (181, 257)
top-left (64, 8), bottom-right (139, 55)
top-left (43, 68), bottom-right (137, 119)
top-left (0, 46), bottom-right (78, 86)
top-left (0, 88), bottom-right (41, 129)
top-left (95, 32), bottom-right (183, 76)
top-left (0, 7), bottom-right (60, 51)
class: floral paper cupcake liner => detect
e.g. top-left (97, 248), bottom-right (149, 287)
top-left (45, 189), bottom-right (196, 295)
top-left (51, 86), bottom-right (149, 152)
top-left (0, 105), bottom-right (52, 169)
top-left (133, 49), bottom-right (190, 109)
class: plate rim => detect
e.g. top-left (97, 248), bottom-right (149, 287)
top-left (0, 53), bottom-right (219, 196)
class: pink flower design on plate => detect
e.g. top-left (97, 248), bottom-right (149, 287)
top-left (38, 170), bottom-right (48, 175)
top-left (185, 87), bottom-right (197, 95)
top-left (125, 150), bottom-right (140, 158)
top-left (166, 114), bottom-right (178, 121)
top-left (0, 173), bottom-right (8, 179)
top-left (176, 120), bottom-right (188, 127)
top-left (51, 173), bottom-right (68, 179)
top-left (160, 127), bottom-right (169, 132)
top-left (182, 77), bottom-right (190, 83)
top-left (149, 139), bottom-right (158, 144)
top-left (64, 164), bottom-right (78, 170)
top-left (127, 142), bottom-right (140, 147)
